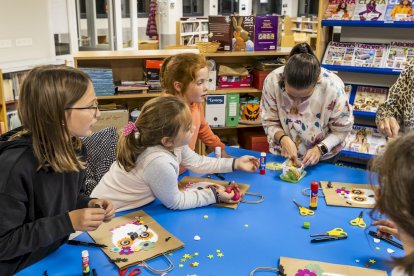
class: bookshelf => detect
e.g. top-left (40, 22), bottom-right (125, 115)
top-left (176, 18), bottom-right (209, 46)
top-left (73, 48), bottom-right (291, 154)
top-left (316, 1), bottom-right (414, 164)
top-left (0, 71), bottom-right (6, 134)
top-left (282, 16), bottom-right (318, 50)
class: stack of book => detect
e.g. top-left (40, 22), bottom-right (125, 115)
top-left (80, 68), bottom-right (116, 96)
top-left (115, 81), bottom-right (149, 95)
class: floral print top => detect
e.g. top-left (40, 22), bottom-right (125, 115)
top-left (260, 66), bottom-right (354, 160)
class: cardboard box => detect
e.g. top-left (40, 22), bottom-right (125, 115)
top-left (208, 16), bottom-right (232, 51)
top-left (254, 16), bottom-right (279, 51)
top-left (92, 109), bottom-right (129, 132)
top-left (231, 16), bottom-right (255, 51)
top-left (205, 95), bottom-right (226, 127)
top-left (238, 131), bottom-right (269, 153)
top-left (145, 60), bottom-right (163, 81)
top-left (226, 93), bottom-right (239, 127)
top-left (252, 69), bottom-right (271, 90)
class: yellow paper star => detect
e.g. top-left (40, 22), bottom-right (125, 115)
top-left (168, 252), bottom-right (173, 256)
top-left (184, 254), bottom-right (192, 259)
top-left (178, 264), bottom-right (184, 268)
top-left (203, 215), bottom-right (209, 219)
top-left (217, 252), bottom-right (224, 257)
top-left (369, 259), bottom-right (376, 264)
top-left (191, 262), bottom-right (199, 267)
top-left (207, 254), bottom-right (214, 259)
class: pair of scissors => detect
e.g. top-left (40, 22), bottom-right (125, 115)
top-left (293, 200), bottom-right (314, 216)
top-left (119, 267), bottom-right (141, 276)
top-left (311, 228), bottom-right (348, 238)
top-left (350, 211), bottom-right (367, 228)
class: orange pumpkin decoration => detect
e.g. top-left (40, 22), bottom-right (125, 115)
top-left (240, 103), bottom-right (261, 123)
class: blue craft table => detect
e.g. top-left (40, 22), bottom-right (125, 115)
top-left (16, 147), bottom-right (403, 275)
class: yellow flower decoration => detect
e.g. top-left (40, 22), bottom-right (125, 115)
top-left (117, 237), bottom-right (133, 247)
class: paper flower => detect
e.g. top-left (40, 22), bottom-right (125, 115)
top-left (110, 246), bottom-right (121, 253)
top-left (119, 246), bottom-right (134, 255)
top-left (295, 268), bottom-right (317, 276)
top-left (305, 264), bottom-right (324, 276)
top-left (131, 245), bottom-right (141, 252)
top-left (139, 241), bottom-right (155, 251)
top-left (335, 187), bottom-right (350, 194)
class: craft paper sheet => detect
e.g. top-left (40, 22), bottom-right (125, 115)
top-left (178, 176), bottom-right (250, 209)
top-left (321, 181), bottom-right (377, 208)
top-left (280, 256), bottom-right (387, 275)
top-left (88, 210), bottom-right (184, 269)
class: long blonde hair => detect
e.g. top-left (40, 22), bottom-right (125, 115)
top-left (160, 53), bottom-right (207, 98)
top-left (16, 65), bottom-right (91, 172)
top-left (117, 96), bottom-right (192, 172)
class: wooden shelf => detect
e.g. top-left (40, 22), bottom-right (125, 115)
top-left (211, 88), bottom-right (261, 94)
top-left (97, 93), bottom-right (161, 100)
top-left (5, 100), bottom-right (18, 105)
top-left (211, 124), bottom-right (262, 130)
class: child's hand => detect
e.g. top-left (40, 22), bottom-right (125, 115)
top-left (372, 219), bottom-right (400, 240)
top-left (68, 208), bottom-right (106, 231)
top-left (235, 155), bottom-right (260, 172)
top-left (88, 199), bottom-right (115, 222)
top-left (215, 185), bottom-right (242, 204)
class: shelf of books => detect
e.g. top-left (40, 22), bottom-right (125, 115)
top-left (176, 18), bottom-right (209, 46)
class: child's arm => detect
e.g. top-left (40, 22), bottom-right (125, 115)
top-left (142, 156), bottom-right (217, 210)
top-left (179, 146), bottom-right (233, 174)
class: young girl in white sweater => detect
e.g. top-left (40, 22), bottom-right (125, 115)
top-left (91, 96), bottom-right (259, 211)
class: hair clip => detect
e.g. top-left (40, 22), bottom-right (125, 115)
top-left (122, 121), bottom-right (138, 137)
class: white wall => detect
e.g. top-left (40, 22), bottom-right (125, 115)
top-left (239, 0), bottom-right (253, 16)
top-left (204, 0), bottom-right (218, 16)
top-left (0, 0), bottom-right (54, 64)
top-left (282, 0), bottom-right (298, 17)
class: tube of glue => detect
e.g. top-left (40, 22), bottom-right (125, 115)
top-left (215, 147), bottom-right (222, 158)
top-left (82, 250), bottom-right (90, 276)
top-left (309, 181), bottom-right (319, 210)
top-left (260, 152), bottom-right (267, 175)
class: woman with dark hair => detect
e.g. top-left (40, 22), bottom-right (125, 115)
top-left (260, 43), bottom-right (354, 167)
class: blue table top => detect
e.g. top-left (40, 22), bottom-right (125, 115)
top-left (17, 147), bottom-right (403, 276)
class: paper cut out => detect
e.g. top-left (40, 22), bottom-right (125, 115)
top-left (88, 210), bottom-right (184, 270)
top-left (178, 177), bottom-right (250, 209)
top-left (321, 181), bottom-right (377, 208)
top-left (280, 257), bottom-right (387, 276)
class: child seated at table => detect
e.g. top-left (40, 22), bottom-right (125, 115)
top-left (370, 132), bottom-right (414, 275)
top-left (91, 96), bottom-right (259, 211)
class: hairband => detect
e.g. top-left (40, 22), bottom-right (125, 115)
top-left (122, 121), bottom-right (138, 137)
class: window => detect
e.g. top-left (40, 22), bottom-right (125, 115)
top-left (79, 0), bottom-right (108, 19)
top-left (254, 0), bottom-right (282, 15)
top-left (138, 0), bottom-right (150, 18)
top-left (219, 0), bottom-right (239, 15)
top-left (298, 0), bottom-right (319, 16)
top-left (183, 0), bottom-right (203, 17)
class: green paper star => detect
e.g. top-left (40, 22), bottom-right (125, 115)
top-left (369, 259), bottom-right (376, 264)
top-left (194, 252), bottom-right (199, 256)
top-left (180, 258), bottom-right (187, 262)
top-left (178, 264), bottom-right (184, 268)
top-left (184, 254), bottom-right (192, 259)
top-left (207, 254), bottom-right (214, 259)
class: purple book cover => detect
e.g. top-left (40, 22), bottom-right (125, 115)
top-left (254, 16), bottom-right (279, 51)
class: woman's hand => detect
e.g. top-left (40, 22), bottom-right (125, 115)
top-left (302, 147), bottom-right (321, 167)
top-left (88, 198), bottom-right (115, 222)
top-left (235, 156), bottom-right (260, 172)
top-left (372, 219), bottom-right (400, 240)
top-left (378, 117), bottom-right (400, 138)
top-left (280, 136), bottom-right (298, 160)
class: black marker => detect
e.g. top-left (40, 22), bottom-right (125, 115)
top-left (214, 173), bottom-right (225, 180)
top-left (68, 240), bottom-right (107, 248)
top-left (311, 236), bottom-right (348, 243)
top-left (92, 268), bottom-right (98, 276)
top-left (368, 231), bottom-right (403, 249)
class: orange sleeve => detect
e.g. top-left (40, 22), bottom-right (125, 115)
top-left (194, 103), bottom-right (225, 150)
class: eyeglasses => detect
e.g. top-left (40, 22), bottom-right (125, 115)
top-left (65, 101), bottom-right (99, 117)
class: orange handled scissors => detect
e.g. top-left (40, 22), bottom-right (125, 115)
top-left (350, 211), bottom-right (367, 228)
top-left (293, 200), bottom-right (314, 216)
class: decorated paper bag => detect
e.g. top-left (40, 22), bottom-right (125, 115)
top-left (88, 210), bottom-right (184, 270)
top-left (321, 181), bottom-right (377, 208)
top-left (279, 256), bottom-right (387, 275)
top-left (179, 176), bottom-right (251, 209)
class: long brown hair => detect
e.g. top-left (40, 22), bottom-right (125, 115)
top-left (160, 53), bottom-right (207, 98)
top-left (370, 133), bottom-right (414, 274)
top-left (17, 65), bottom-right (91, 172)
top-left (279, 43), bottom-right (321, 90)
top-left (117, 96), bottom-right (192, 172)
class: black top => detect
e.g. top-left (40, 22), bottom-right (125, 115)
top-left (0, 128), bottom-right (90, 275)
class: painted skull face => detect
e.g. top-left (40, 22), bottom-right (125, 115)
top-left (112, 223), bottom-right (158, 249)
top-left (336, 188), bottom-right (376, 205)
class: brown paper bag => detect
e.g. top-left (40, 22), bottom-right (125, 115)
top-left (88, 210), bottom-right (184, 270)
top-left (321, 181), bottom-right (377, 208)
top-left (280, 256), bottom-right (387, 275)
top-left (218, 64), bottom-right (249, 76)
top-left (178, 176), bottom-right (250, 209)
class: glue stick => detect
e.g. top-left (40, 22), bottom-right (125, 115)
top-left (260, 152), bottom-right (267, 175)
top-left (309, 181), bottom-right (319, 210)
top-left (82, 250), bottom-right (90, 276)
top-left (215, 146), bottom-right (222, 158)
